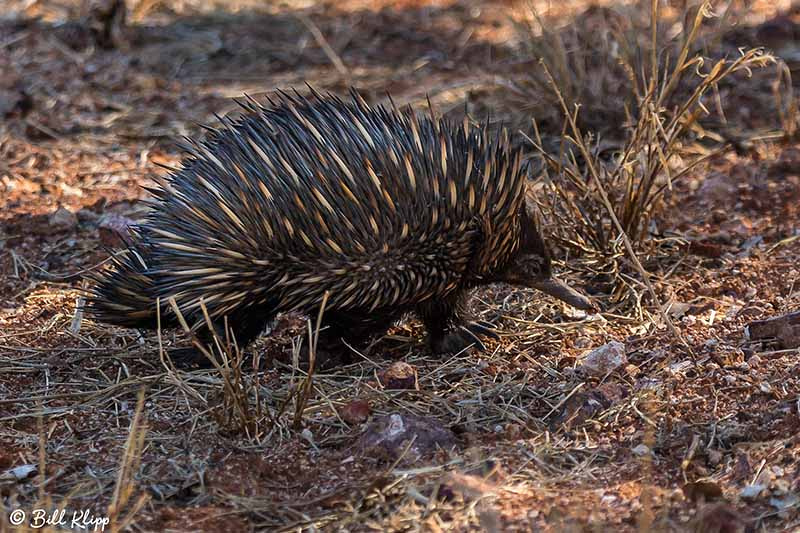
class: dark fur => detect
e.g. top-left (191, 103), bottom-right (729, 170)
top-left (87, 89), bottom-right (552, 357)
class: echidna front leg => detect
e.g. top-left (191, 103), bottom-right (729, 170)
top-left (416, 291), bottom-right (500, 355)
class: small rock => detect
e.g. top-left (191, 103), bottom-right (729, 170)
top-left (668, 302), bottom-right (692, 318)
top-left (688, 239), bottom-right (727, 259)
top-left (339, 399), bottom-right (371, 425)
top-left (378, 362), bottom-right (418, 390)
top-left (595, 382), bottom-right (624, 403)
top-left (724, 305), bottom-right (742, 322)
top-left (300, 428), bottom-right (315, 445)
top-left (707, 449), bottom-right (723, 466)
top-left (739, 484), bottom-right (766, 500)
top-left (355, 413), bottom-right (456, 463)
top-left (600, 494), bottom-right (617, 505)
top-left (704, 338), bottom-right (719, 349)
top-left (668, 360), bottom-right (694, 376)
top-left (0, 464), bottom-right (37, 482)
top-left (577, 341), bottom-right (627, 376)
top-left (635, 377), bottom-right (662, 392)
top-left (745, 311), bottom-right (800, 349)
top-left (770, 494), bottom-right (800, 512)
top-left (683, 481), bottom-right (723, 502)
top-left (632, 444), bottom-right (651, 457)
top-left (48, 207), bottom-right (78, 233)
top-left (552, 384), bottom-right (622, 429)
top-left (564, 307), bottom-right (587, 319)
top-left (98, 213), bottom-right (136, 247)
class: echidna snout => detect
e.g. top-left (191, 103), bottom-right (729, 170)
top-left (496, 206), bottom-right (595, 311)
top-left (530, 277), bottom-right (596, 311)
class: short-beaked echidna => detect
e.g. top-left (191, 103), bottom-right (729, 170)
top-left (87, 89), bottom-right (593, 359)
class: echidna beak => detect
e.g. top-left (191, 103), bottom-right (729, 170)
top-left (532, 277), bottom-right (596, 311)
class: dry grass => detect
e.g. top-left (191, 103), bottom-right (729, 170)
top-left (774, 59), bottom-right (799, 138)
top-left (529, 1), bottom-right (773, 249)
top-left (165, 298), bottom-right (270, 439)
top-left (106, 388), bottom-right (149, 532)
top-left (498, 1), bottom-right (780, 316)
top-left (0, 389), bottom-right (147, 533)
top-left (155, 290), bottom-right (336, 441)
top-left (504, 1), bottom-right (788, 147)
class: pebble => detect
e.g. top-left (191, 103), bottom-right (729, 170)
top-left (355, 413), bottom-right (456, 463)
top-left (632, 444), bottom-right (651, 457)
top-left (378, 362), bottom-right (419, 390)
top-left (577, 341), bottom-right (627, 376)
top-left (740, 484), bottom-right (766, 500)
top-left (339, 400), bottom-right (371, 425)
top-left (573, 336), bottom-right (592, 349)
top-left (48, 206), bottom-right (78, 232)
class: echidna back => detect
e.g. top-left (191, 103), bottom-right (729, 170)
top-left (88, 90), bottom-right (527, 332)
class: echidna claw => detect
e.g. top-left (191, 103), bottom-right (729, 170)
top-left (467, 320), bottom-right (501, 340)
top-left (458, 325), bottom-right (487, 352)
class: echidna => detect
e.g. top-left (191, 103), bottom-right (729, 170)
top-left (87, 89), bottom-right (593, 361)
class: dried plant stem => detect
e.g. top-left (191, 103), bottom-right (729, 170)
top-left (540, 61), bottom-right (687, 349)
top-left (36, 400), bottom-right (46, 502)
top-left (774, 60), bottom-right (797, 139)
top-left (298, 15), bottom-right (350, 82)
top-left (166, 297), bottom-right (265, 437)
top-left (108, 387), bottom-right (149, 532)
top-left (293, 290), bottom-right (330, 430)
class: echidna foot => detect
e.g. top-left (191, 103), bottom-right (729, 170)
top-left (465, 320), bottom-right (500, 339)
top-left (430, 321), bottom-right (500, 355)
